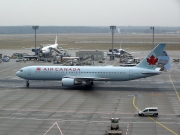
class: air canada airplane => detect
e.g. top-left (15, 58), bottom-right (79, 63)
top-left (16, 43), bottom-right (170, 87)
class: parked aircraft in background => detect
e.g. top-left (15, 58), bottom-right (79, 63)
top-left (41, 34), bottom-right (59, 54)
top-left (23, 34), bottom-right (64, 55)
top-left (107, 42), bottom-right (137, 56)
top-left (16, 43), bottom-right (170, 88)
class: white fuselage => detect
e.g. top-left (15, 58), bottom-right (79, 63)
top-left (16, 66), bottom-right (161, 81)
top-left (41, 44), bottom-right (58, 54)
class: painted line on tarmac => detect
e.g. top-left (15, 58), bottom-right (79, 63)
top-left (0, 108), bottom-right (179, 116)
top-left (0, 116), bottom-right (180, 125)
top-left (169, 75), bottom-right (180, 101)
top-left (133, 96), bottom-right (178, 135)
top-left (44, 122), bottom-right (63, 135)
top-left (0, 108), bottom-right (134, 115)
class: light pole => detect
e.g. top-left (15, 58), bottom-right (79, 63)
top-left (150, 26), bottom-right (154, 48)
top-left (110, 25), bottom-right (116, 60)
top-left (32, 26), bottom-right (39, 55)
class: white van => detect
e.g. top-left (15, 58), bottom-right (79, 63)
top-left (138, 107), bottom-right (158, 116)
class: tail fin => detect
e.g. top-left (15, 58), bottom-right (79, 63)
top-left (136, 43), bottom-right (166, 70)
top-left (55, 33), bottom-right (58, 44)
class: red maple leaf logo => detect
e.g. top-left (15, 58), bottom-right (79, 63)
top-left (36, 67), bottom-right (41, 71)
top-left (147, 55), bottom-right (158, 65)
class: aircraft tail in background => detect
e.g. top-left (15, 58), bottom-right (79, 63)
top-left (55, 33), bottom-right (58, 45)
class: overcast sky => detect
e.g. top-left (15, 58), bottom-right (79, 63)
top-left (0, 0), bottom-right (180, 26)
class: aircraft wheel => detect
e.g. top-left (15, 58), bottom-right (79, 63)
top-left (153, 113), bottom-right (157, 117)
top-left (90, 81), bottom-right (93, 86)
top-left (26, 80), bottom-right (29, 87)
top-left (85, 84), bottom-right (92, 88)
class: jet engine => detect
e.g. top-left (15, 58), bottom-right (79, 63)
top-left (62, 78), bottom-right (82, 86)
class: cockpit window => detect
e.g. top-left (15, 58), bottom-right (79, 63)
top-left (20, 70), bottom-right (23, 72)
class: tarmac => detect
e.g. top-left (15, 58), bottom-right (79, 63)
top-left (0, 50), bottom-right (179, 135)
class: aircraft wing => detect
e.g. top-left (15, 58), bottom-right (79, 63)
top-left (63, 76), bottom-right (110, 81)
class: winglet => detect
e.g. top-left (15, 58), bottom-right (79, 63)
top-left (136, 43), bottom-right (166, 70)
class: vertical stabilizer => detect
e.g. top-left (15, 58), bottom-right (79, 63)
top-left (55, 33), bottom-right (58, 44)
top-left (136, 43), bottom-right (166, 70)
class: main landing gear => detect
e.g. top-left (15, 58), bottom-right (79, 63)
top-left (85, 81), bottom-right (93, 88)
top-left (26, 80), bottom-right (29, 87)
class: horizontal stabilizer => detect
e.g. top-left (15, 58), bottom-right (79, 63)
top-left (158, 51), bottom-right (171, 71)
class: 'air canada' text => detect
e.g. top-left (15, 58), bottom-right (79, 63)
top-left (36, 67), bottom-right (81, 72)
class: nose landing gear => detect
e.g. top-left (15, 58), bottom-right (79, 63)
top-left (26, 80), bottom-right (29, 87)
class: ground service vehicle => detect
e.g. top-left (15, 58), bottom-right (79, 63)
top-left (138, 107), bottom-right (158, 116)
top-left (1, 56), bottom-right (10, 62)
top-left (105, 118), bottom-right (122, 135)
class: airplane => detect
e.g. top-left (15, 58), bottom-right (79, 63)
top-left (41, 34), bottom-right (64, 54)
top-left (23, 34), bottom-right (64, 54)
top-left (107, 42), bottom-right (138, 56)
top-left (41, 34), bottom-right (59, 54)
top-left (16, 43), bottom-right (170, 88)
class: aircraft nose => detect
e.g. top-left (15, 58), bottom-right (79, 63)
top-left (16, 71), bottom-right (20, 77)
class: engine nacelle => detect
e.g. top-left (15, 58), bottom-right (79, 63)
top-left (62, 78), bottom-right (82, 86)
